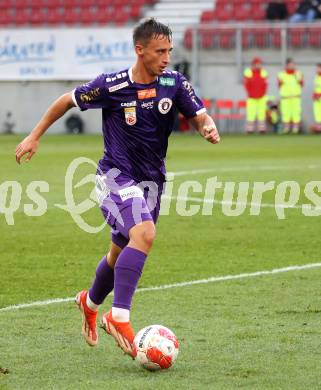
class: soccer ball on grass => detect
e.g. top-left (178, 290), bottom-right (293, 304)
top-left (133, 325), bottom-right (179, 371)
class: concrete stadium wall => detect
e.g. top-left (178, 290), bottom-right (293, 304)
top-left (0, 80), bottom-right (102, 134)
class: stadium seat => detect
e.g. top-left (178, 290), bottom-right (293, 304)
top-left (201, 10), bottom-right (215, 23)
top-left (46, 8), bottom-right (62, 25)
top-left (219, 29), bottom-right (235, 49)
top-left (241, 28), bottom-right (252, 49)
top-left (233, 5), bottom-right (251, 21)
top-left (15, 9), bottom-right (30, 25)
top-left (15, 0), bottom-right (29, 9)
top-left (308, 27), bottom-right (321, 48)
top-left (288, 27), bottom-right (306, 48)
top-left (212, 99), bottom-right (234, 132)
top-left (214, 8), bottom-right (233, 22)
top-left (200, 29), bottom-right (214, 49)
top-left (253, 28), bottom-right (271, 48)
top-left (129, 5), bottom-right (142, 20)
top-left (251, 5), bottom-right (266, 21)
top-left (30, 9), bottom-right (44, 25)
top-left (271, 28), bottom-right (281, 48)
top-left (96, 7), bottom-right (112, 24)
top-left (0, 9), bottom-right (14, 25)
top-left (183, 29), bottom-right (192, 50)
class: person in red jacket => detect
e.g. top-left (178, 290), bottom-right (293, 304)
top-left (243, 57), bottom-right (268, 133)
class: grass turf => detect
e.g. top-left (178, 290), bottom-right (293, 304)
top-left (1, 133), bottom-right (321, 389)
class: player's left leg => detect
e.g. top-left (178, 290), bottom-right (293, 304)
top-left (76, 241), bottom-right (123, 347)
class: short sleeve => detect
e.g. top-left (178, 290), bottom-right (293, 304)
top-left (72, 73), bottom-right (110, 111)
top-left (174, 75), bottom-right (206, 118)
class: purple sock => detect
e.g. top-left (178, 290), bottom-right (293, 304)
top-left (113, 247), bottom-right (147, 310)
top-left (89, 256), bottom-right (114, 305)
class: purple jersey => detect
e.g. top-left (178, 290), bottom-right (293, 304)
top-left (72, 68), bottom-right (205, 184)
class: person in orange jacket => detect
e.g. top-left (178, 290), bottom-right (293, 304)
top-left (243, 57), bottom-right (268, 133)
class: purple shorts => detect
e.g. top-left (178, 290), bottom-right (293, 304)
top-left (96, 169), bottom-right (163, 249)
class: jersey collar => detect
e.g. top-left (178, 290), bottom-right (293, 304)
top-left (128, 67), bottom-right (159, 84)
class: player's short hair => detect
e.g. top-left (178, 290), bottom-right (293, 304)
top-left (133, 18), bottom-right (172, 46)
top-left (286, 57), bottom-right (294, 65)
top-left (317, 63), bottom-right (321, 67)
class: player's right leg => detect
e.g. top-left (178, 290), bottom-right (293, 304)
top-left (101, 220), bottom-right (156, 357)
top-left (76, 241), bottom-right (123, 346)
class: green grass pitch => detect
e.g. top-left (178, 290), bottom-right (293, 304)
top-left (1, 133), bottom-right (321, 389)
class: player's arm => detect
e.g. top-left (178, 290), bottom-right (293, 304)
top-left (15, 92), bottom-right (75, 164)
top-left (188, 112), bottom-right (220, 144)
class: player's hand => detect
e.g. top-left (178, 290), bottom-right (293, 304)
top-left (15, 135), bottom-right (39, 164)
top-left (203, 124), bottom-right (220, 144)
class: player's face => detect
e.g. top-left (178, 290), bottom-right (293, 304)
top-left (138, 35), bottom-right (173, 76)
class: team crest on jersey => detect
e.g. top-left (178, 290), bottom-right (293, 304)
top-left (124, 107), bottom-right (137, 126)
top-left (158, 98), bottom-right (172, 114)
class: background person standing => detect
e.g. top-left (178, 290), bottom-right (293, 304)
top-left (243, 57), bottom-right (268, 133)
top-left (278, 58), bottom-right (304, 134)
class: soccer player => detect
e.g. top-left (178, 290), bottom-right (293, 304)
top-left (278, 58), bottom-right (304, 134)
top-left (243, 57), bottom-right (268, 133)
top-left (15, 18), bottom-right (220, 357)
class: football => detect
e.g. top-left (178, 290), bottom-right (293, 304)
top-left (133, 325), bottom-right (179, 371)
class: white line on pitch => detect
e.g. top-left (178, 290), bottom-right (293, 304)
top-left (169, 164), bottom-right (320, 177)
top-left (164, 195), bottom-right (321, 211)
top-left (1, 262), bottom-right (321, 314)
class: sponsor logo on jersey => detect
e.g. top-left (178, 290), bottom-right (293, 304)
top-left (121, 101), bottom-right (137, 107)
top-left (124, 107), bottom-right (137, 126)
top-left (137, 88), bottom-right (157, 100)
top-left (158, 98), bottom-right (173, 114)
top-left (106, 72), bottom-right (127, 83)
top-left (159, 77), bottom-right (176, 87)
top-left (80, 88), bottom-right (100, 103)
top-left (141, 101), bottom-right (154, 110)
top-left (108, 81), bottom-right (129, 93)
top-left (119, 185), bottom-right (144, 202)
top-left (182, 80), bottom-right (194, 96)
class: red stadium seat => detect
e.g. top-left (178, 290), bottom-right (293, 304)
top-left (288, 27), bottom-right (306, 48)
top-left (308, 27), bottom-right (321, 48)
top-left (271, 28), bottom-right (281, 48)
top-left (15, 0), bottom-right (29, 9)
top-left (129, 5), bottom-right (142, 20)
top-left (201, 10), bottom-right (215, 23)
top-left (114, 11), bottom-right (130, 25)
top-left (200, 29), bottom-right (214, 49)
top-left (219, 29), bottom-right (235, 49)
top-left (214, 8), bottom-right (233, 21)
top-left (233, 5), bottom-right (251, 21)
top-left (0, 9), bottom-right (14, 25)
top-left (250, 5), bottom-right (266, 21)
top-left (241, 28), bottom-right (252, 49)
top-left (46, 8), bottom-right (62, 25)
top-left (30, 9), bottom-right (44, 25)
top-left (254, 28), bottom-right (270, 48)
top-left (62, 7), bottom-right (79, 24)
top-left (183, 28), bottom-right (192, 50)
top-left (15, 9), bottom-right (31, 25)
top-left (96, 7), bottom-right (112, 24)
top-left (30, 0), bottom-right (46, 8)
top-left (47, 0), bottom-right (63, 9)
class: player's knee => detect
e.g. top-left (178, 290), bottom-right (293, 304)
top-left (129, 221), bottom-right (156, 252)
top-left (141, 225), bottom-right (156, 248)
